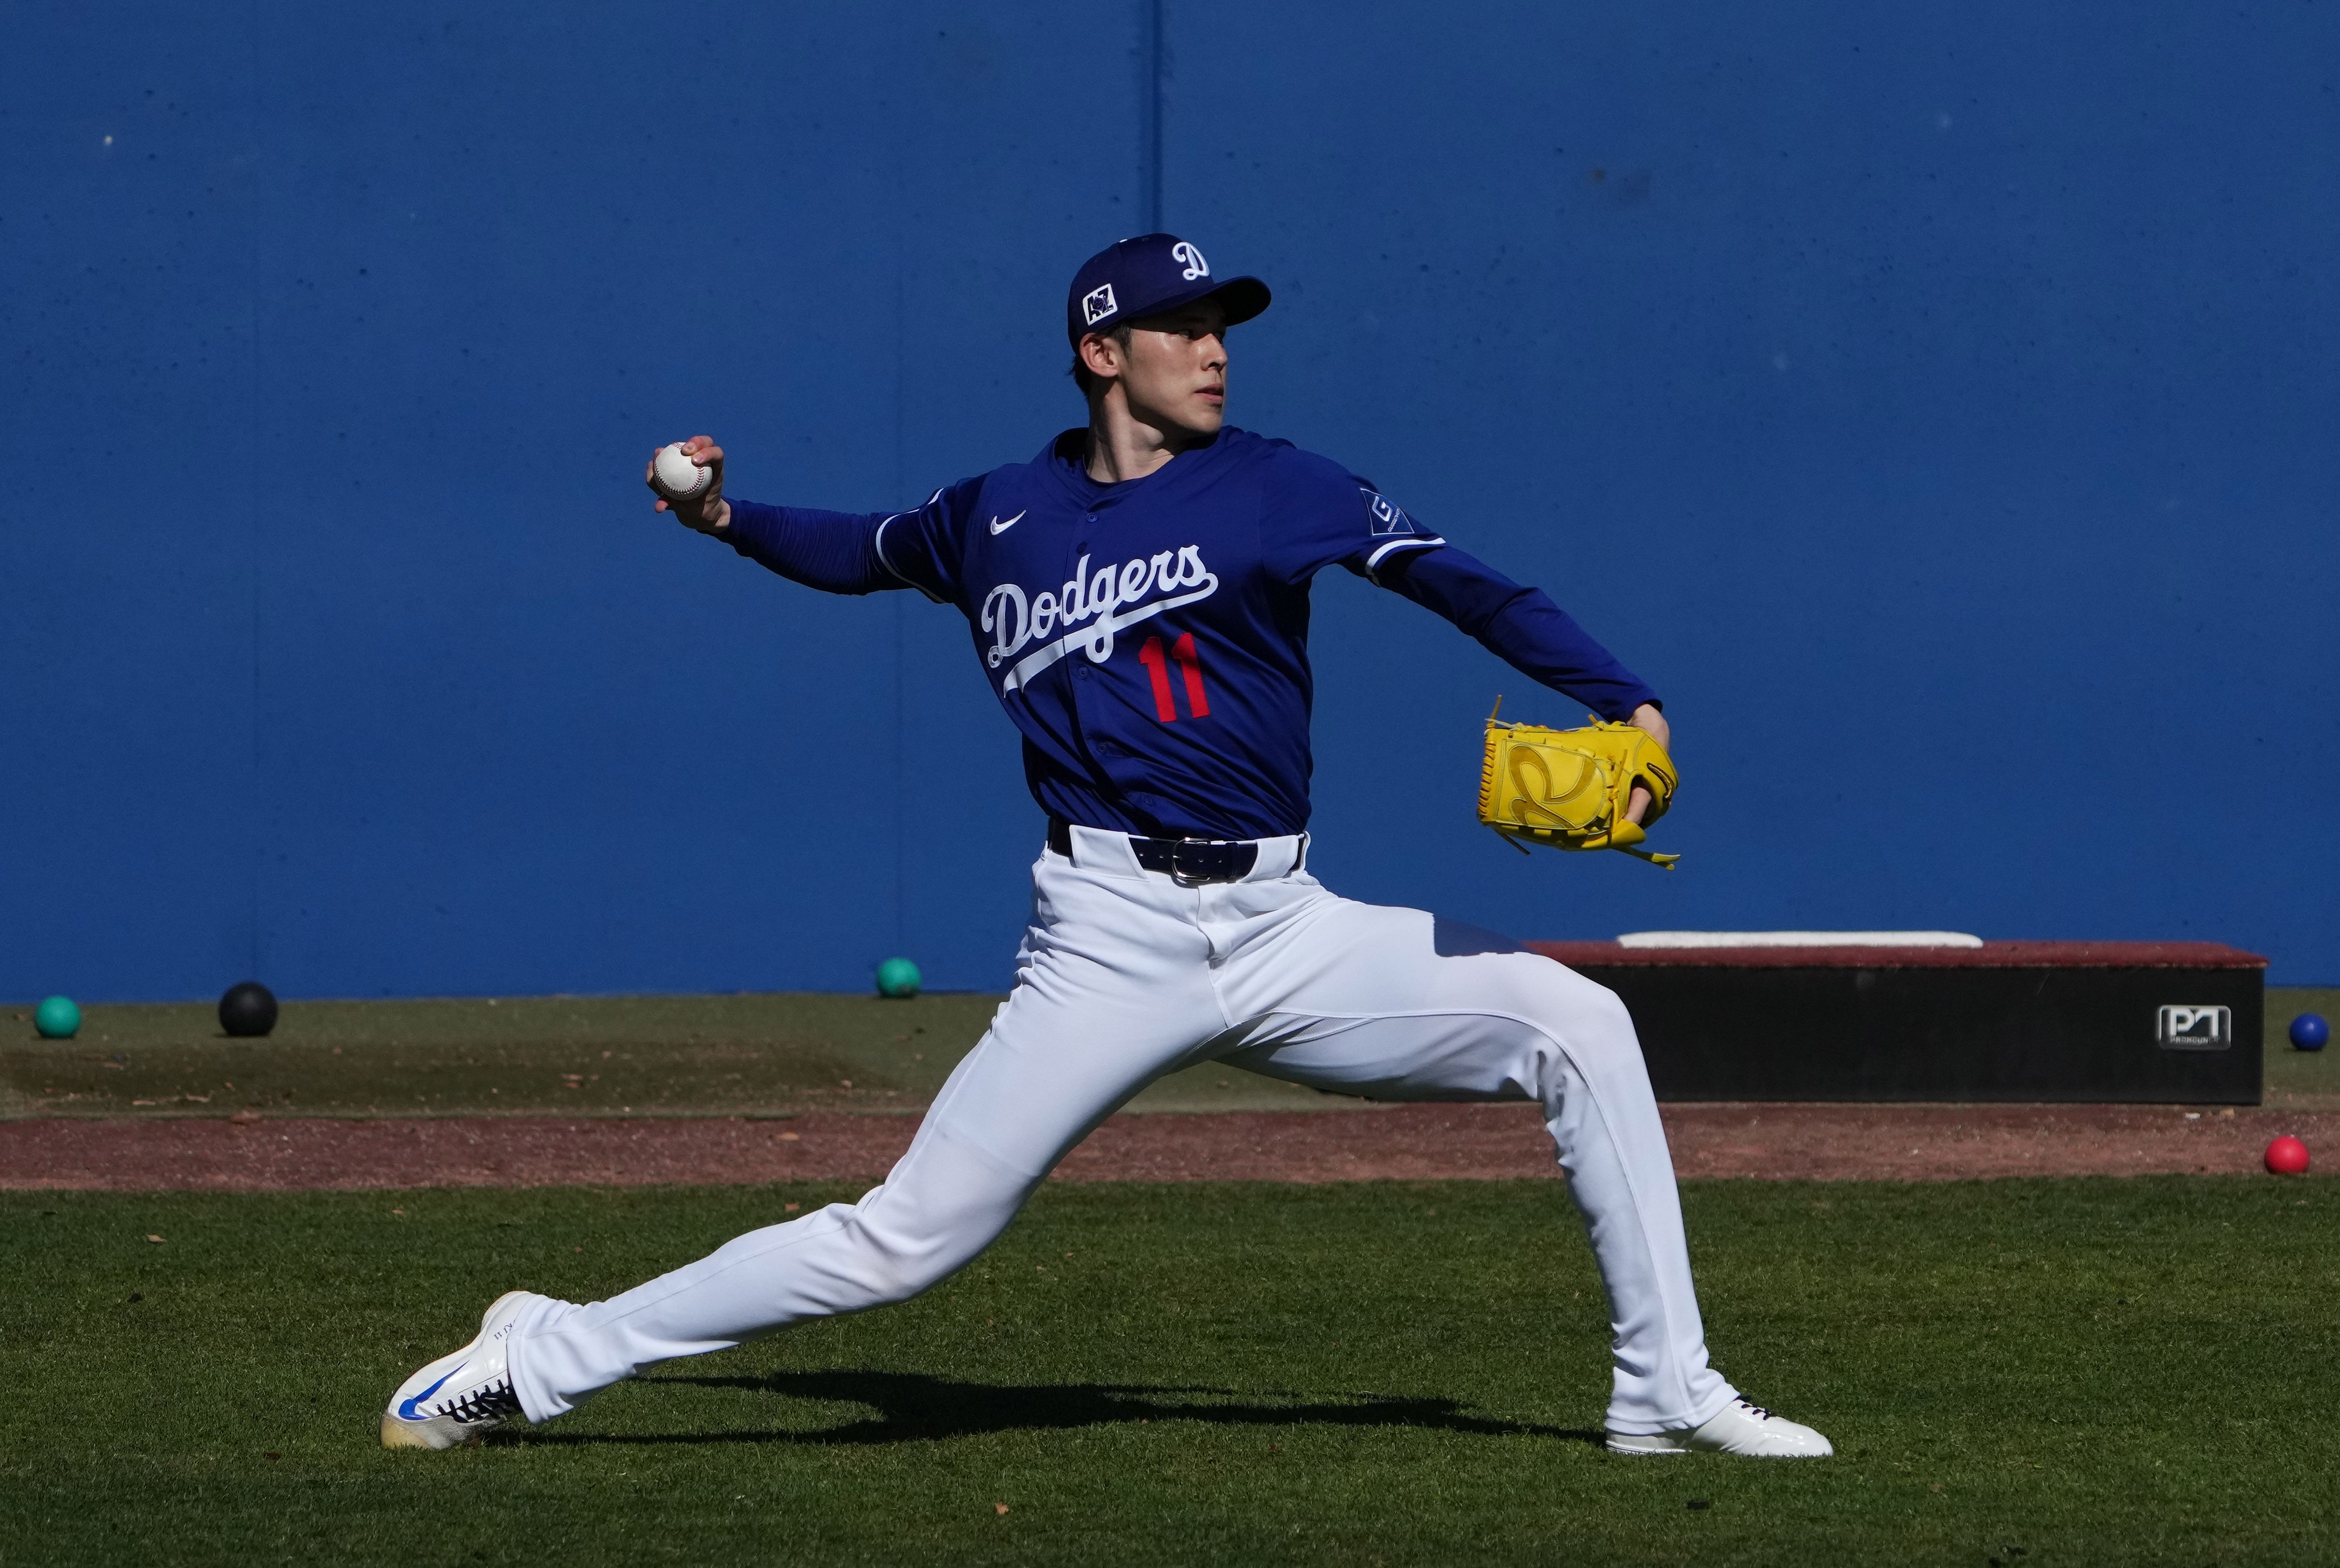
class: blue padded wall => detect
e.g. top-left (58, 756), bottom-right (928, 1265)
top-left (4, 2), bottom-right (2333, 999)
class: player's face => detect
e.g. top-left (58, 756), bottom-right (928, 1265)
top-left (1111, 300), bottom-right (1229, 437)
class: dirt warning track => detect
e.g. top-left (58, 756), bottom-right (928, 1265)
top-left (3, 1101), bottom-right (2333, 1192)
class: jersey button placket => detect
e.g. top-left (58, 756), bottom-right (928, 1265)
top-left (1071, 532), bottom-right (1091, 681)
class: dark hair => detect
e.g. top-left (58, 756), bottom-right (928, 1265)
top-left (1069, 323), bottom-right (1134, 398)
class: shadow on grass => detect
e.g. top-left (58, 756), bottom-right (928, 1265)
top-left (512, 1368), bottom-right (1602, 1448)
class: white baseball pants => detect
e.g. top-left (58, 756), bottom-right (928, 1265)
top-left (506, 827), bottom-right (1738, 1436)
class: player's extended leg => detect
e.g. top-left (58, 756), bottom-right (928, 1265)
top-left (1207, 894), bottom-right (1829, 1456)
top-left (381, 838), bottom-right (1273, 1447)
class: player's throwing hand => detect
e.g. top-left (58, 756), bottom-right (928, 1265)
top-left (646, 435), bottom-right (729, 534)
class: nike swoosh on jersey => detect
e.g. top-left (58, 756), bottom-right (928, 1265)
top-left (989, 510), bottom-right (1026, 535)
top-left (397, 1370), bottom-right (456, 1420)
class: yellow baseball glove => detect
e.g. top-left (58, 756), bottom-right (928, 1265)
top-left (1477, 705), bottom-right (1680, 868)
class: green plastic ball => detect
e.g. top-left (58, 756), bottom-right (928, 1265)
top-left (34, 996), bottom-right (81, 1039)
top-left (874, 957), bottom-right (922, 1000)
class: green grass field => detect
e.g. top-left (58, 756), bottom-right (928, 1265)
top-left (4, 1177), bottom-right (2335, 1565)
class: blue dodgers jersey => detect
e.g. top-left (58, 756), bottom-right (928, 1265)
top-left (724, 425), bottom-right (1659, 840)
top-left (874, 428), bottom-right (1445, 839)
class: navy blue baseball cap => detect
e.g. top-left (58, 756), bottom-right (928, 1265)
top-left (1065, 233), bottom-right (1270, 346)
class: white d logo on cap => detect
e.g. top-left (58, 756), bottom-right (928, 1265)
top-left (1171, 241), bottom-right (1209, 281)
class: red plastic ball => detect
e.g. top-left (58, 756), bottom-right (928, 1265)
top-left (2265, 1136), bottom-right (2311, 1176)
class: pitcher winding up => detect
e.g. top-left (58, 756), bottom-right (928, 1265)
top-left (383, 233), bottom-right (1831, 1461)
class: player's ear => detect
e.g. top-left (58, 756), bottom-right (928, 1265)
top-left (1076, 331), bottom-right (1122, 383)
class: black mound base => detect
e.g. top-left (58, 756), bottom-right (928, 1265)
top-left (1527, 941), bottom-right (2265, 1105)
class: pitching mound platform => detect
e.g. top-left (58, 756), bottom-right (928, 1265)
top-left (1530, 938), bottom-right (2266, 1104)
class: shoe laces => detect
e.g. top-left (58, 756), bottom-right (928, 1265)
top-left (444, 1378), bottom-right (522, 1427)
top-left (1736, 1398), bottom-right (1774, 1421)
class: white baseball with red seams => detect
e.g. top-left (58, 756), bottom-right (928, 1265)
top-left (651, 442), bottom-right (710, 500)
top-left (497, 826), bottom-right (1742, 1439)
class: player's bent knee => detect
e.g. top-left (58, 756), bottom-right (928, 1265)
top-left (1511, 962), bottom-right (1641, 1058)
top-left (1502, 953), bottom-right (1627, 1019)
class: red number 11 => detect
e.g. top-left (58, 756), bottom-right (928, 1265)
top-left (1138, 633), bottom-right (1210, 722)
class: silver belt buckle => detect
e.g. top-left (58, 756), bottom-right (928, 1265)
top-left (1170, 836), bottom-right (1221, 887)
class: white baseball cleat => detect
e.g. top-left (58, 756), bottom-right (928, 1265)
top-left (1607, 1397), bottom-right (1834, 1458)
top-left (380, 1290), bottom-right (538, 1450)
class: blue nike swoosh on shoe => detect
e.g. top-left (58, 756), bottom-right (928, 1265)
top-left (396, 1370), bottom-right (456, 1420)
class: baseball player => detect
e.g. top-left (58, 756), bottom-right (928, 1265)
top-left (384, 234), bottom-right (1831, 1459)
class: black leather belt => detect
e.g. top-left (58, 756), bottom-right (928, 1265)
top-left (1047, 817), bottom-right (1262, 885)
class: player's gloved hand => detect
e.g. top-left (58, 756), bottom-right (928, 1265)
top-left (1477, 702), bottom-right (1680, 868)
top-left (647, 435), bottom-right (730, 534)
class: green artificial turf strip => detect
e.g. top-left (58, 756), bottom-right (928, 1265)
top-left (10, 988), bottom-right (2335, 1122)
top-left (2, 1179), bottom-right (2334, 1565)
top-left (0, 992), bottom-right (1349, 1120)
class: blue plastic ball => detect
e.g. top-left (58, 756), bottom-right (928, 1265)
top-left (2290, 1012), bottom-right (2329, 1051)
top-left (33, 996), bottom-right (81, 1040)
top-left (875, 957), bottom-right (922, 1000)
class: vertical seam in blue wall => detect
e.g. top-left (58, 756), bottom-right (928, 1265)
top-left (891, 600), bottom-right (905, 957)
top-left (245, 0), bottom-right (265, 990)
top-left (1139, 0), bottom-right (1164, 231)
top-left (891, 158), bottom-right (908, 963)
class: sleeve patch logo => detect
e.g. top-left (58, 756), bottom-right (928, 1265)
top-left (1081, 283), bottom-right (1119, 327)
top-left (1364, 489), bottom-right (1415, 536)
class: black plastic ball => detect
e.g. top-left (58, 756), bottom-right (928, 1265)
top-left (219, 981), bottom-right (278, 1038)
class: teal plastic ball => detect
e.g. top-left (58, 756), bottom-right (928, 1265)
top-left (875, 957), bottom-right (922, 1000)
top-left (34, 996), bottom-right (81, 1039)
